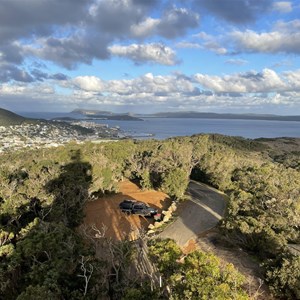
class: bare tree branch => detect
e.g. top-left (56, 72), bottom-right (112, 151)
top-left (78, 255), bottom-right (94, 297)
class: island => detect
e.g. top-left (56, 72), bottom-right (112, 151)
top-left (71, 109), bottom-right (143, 121)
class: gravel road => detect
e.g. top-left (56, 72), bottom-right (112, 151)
top-left (159, 180), bottom-right (226, 247)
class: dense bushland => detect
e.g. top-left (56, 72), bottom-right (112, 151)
top-left (0, 135), bottom-right (299, 299)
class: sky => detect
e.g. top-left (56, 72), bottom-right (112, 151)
top-left (1, 0), bottom-right (300, 114)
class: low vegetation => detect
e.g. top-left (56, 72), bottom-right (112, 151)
top-left (0, 134), bottom-right (299, 299)
top-left (148, 238), bottom-right (249, 300)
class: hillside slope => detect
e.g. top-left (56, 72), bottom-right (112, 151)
top-left (0, 108), bottom-right (27, 126)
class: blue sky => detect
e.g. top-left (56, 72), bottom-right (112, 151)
top-left (1, 0), bottom-right (300, 114)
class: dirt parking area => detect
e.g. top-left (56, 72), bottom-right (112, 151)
top-left (83, 180), bottom-right (171, 240)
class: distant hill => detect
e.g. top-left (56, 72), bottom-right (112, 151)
top-left (70, 109), bottom-right (143, 121)
top-left (103, 114), bottom-right (143, 121)
top-left (146, 112), bottom-right (300, 121)
top-left (82, 114), bottom-right (143, 121)
top-left (0, 108), bottom-right (27, 126)
top-left (71, 109), bottom-right (113, 116)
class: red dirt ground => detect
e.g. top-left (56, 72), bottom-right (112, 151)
top-left (83, 180), bottom-right (171, 240)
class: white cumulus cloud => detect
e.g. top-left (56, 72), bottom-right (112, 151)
top-left (230, 20), bottom-right (300, 54)
top-left (272, 1), bottom-right (293, 13)
top-left (108, 43), bottom-right (178, 65)
top-left (194, 31), bottom-right (227, 54)
top-left (130, 7), bottom-right (199, 39)
top-left (225, 59), bottom-right (248, 65)
top-left (194, 69), bottom-right (287, 93)
top-left (73, 76), bottom-right (105, 92)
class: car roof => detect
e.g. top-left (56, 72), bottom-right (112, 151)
top-left (123, 199), bottom-right (136, 203)
top-left (133, 201), bottom-right (147, 206)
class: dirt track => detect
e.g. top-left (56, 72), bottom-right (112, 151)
top-left (83, 180), bottom-right (170, 240)
top-left (159, 180), bottom-right (226, 246)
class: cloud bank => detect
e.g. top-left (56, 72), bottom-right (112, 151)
top-left (2, 69), bottom-right (300, 113)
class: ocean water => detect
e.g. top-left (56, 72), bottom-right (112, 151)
top-left (19, 112), bottom-right (300, 139)
top-left (95, 118), bottom-right (300, 139)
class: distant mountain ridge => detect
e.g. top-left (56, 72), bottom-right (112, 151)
top-left (0, 108), bottom-right (27, 126)
top-left (3, 108), bottom-right (299, 125)
top-left (71, 109), bottom-right (300, 122)
top-left (72, 109), bottom-right (113, 116)
top-left (146, 111), bottom-right (300, 121)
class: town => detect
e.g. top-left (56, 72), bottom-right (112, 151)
top-left (0, 121), bottom-right (122, 153)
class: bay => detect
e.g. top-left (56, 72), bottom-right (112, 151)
top-left (95, 118), bottom-right (300, 139)
top-left (19, 112), bottom-right (300, 139)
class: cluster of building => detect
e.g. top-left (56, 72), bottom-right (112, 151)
top-left (0, 121), bottom-right (123, 153)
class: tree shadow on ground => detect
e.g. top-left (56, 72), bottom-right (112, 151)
top-left (0, 149), bottom-right (94, 299)
top-left (45, 149), bottom-right (92, 227)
